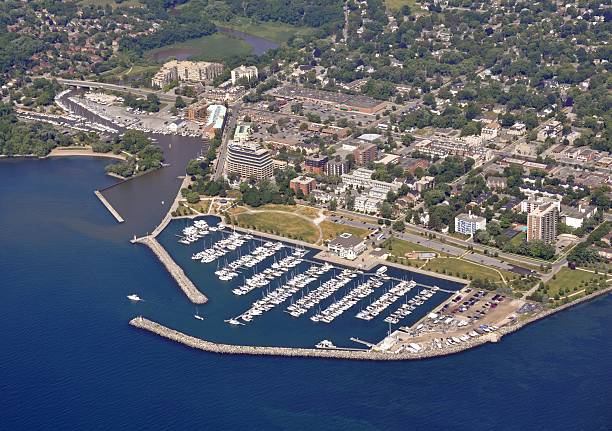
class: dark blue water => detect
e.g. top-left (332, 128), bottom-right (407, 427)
top-left (1, 158), bottom-right (611, 430)
top-left (152, 218), bottom-right (462, 348)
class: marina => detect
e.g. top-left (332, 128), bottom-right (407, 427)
top-left (133, 215), bottom-right (464, 350)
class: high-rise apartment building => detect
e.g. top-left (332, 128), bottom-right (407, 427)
top-left (527, 202), bottom-right (558, 243)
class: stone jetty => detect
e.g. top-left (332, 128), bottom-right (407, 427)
top-left (94, 190), bottom-right (124, 223)
top-left (136, 236), bottom-right (207, 304)
top-left (130, 286), bottom-right (612, 361)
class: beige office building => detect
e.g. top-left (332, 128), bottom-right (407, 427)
top-left (527, 202), bottom-right (558, 243)
top-left (226, 142), bottom-right (274, 180)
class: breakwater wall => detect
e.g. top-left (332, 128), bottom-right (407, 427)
top-left (94, 190), bottom-right (124, 223)
top-left (130, 286), bottom-right (612, 361)
top-left (136, 236), bottom-right (207, 304)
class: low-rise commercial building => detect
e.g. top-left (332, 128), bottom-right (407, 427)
top-left (233, 123), bottom-right (251, 143)
top-left (271, 85), bottom-right (388, 115)
top-left (327, 233), bottom-right (367, 260)
top-left (202, 104), bottom-right (226, 138)
top-left (561, 204), bottom-right (597, 229)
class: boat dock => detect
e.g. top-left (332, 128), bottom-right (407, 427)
top-left (135, 236), bottom-right (207, 304)
top-left (350, 337), bottom-right (375, 348)
top-left (94, 190), bottom-right (124, 223)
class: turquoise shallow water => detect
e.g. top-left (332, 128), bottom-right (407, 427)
top-left (1, 157), bottom-right (611, 430)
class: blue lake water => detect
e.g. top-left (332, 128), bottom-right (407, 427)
top-left (1, 157), bottom-right (611, 430)
top-left (152, 217), bottom-right (463, 348)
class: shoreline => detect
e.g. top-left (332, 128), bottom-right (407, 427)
top-left (130, 285), bottom-right (612, 361)
top-left (45, 147), bottom-right (127, 160)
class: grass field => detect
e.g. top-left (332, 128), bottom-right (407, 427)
top-left (235, 211), bottom-right (319, 243)
top-left (383, 237), bottom-right (437, 256)
top-left (215, 18), bottom-right (314, 44)
top-left (510, 232), bottom-right (526, 247)
top-left (146, 33), bottom-right (252, 63)
top-left (258, 204), bottom-right (321, 219)
top-left (423, 257), bottom-right (513, 283)
top-left (385, 0), bottom-right (417, 11)
top-left (320, 221), bottom-right (369, 242)
top-left (544, 268), bottom-right (607, 300)
top-left (188, 200), bottom-right (211, 214)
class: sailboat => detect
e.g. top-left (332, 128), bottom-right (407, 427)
top-left (194, 307), bottom-right (204, 321)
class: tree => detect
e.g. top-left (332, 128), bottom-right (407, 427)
top-left (186, 191), bottom-right (200, 204)
top-left (380, 202), bottom-right (393, 219)
top-left (174, 96), bottom-right (186, 109)
top-left (392, 220), bottom-right (405, 231)
top-left (474, 230), bottom-right (490, 244)
top-left (422, 189), bottom-right (446, 207)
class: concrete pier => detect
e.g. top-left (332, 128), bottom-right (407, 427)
top-left (94, 190), bottom-right (124, 223)
top-left (136, 236), bottom-right (207, 304)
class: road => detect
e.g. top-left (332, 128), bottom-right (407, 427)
top-left (213, 102), bottom-right (241, 181)
top-left (328, 214), bottom-right (530, 274)
top-left (56, 79), bottom-right (178, 103)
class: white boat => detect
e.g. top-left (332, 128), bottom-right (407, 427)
top-left (194, 307), bottom-right (204, 320)
top-left (127, 294), bottom-right (142, 302)
top-left (225, 318), bottom-right (244, 326)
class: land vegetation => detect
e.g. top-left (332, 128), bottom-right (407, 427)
top-left (0, 103), bottom-right (72, 156)
top-left (105, 129), bottom-right (164, 177)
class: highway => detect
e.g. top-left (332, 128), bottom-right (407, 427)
top-left (56, 79), bottom-right (178, 103)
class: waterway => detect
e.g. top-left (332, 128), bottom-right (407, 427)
top-left (1, 157), bottom-right (611, 429)
top-left (59, 93), bottom-right (205, 236)
top-left (217, 27), bottom-right (279, 56)
top-left (150, 27), bottom-right (279, 62)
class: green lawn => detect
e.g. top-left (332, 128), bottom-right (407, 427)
top-left (423, 257), bottom-right (513, 283)
top-left (146, 33), bottom-right (252, 63)
top-left (510, 232), bottom-right (526, 247)
top-left (236, 211), bottom-right (319, 243)
top-left (320, 221), bottom-right (369, 242)
top-left (385, 0), bottom-right (417, 11)
top-left (214, 18), bottom-right (314, 44)
top-left (383, 237), bottom-right (437, 256)
top-left (544, 268), bottom-right (607, 300)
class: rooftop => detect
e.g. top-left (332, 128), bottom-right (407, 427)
top-left (328, 233), bottom-right (365, 249)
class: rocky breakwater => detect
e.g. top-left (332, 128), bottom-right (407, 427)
top-left (129, 288), bottom-right (612, 360)
top-left (136, 236), bottom-right (207, 304)
top-left (129, 317), bottom-right (504, 361)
